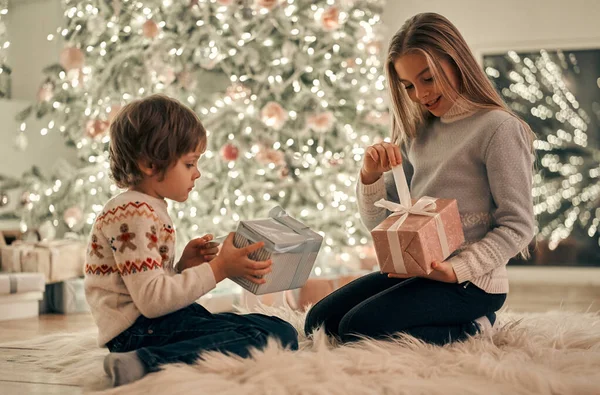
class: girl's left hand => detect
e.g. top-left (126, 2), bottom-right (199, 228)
top-left (387, 260), bottom-right (458, 283)
top-left (178, 234), bottom-right (221, 272)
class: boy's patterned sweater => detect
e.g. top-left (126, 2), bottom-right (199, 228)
top-left (84, 190), bottom-right (216, 347)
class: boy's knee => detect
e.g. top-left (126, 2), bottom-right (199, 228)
top-left (274, 321), bottom-right (299, 350)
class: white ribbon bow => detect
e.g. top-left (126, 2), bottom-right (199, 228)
top-left (373, 166), bottom-right (450, 274)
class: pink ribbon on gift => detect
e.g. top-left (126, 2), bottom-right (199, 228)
top-left (373, 166), bottom-right (450, 274)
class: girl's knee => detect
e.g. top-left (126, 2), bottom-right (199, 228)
top-left (338, 310), bottom-right (374, 343)
top-left (303, 307), bottom-right (319, 336)
top-left (338, 313), bottom-right (359, 341)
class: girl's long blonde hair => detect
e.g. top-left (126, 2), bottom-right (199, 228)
top-left (386, 12), bottom-right (536, 150)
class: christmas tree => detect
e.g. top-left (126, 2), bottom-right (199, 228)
top-left (484, 49), bottom-right (600, 253)
top-left (12, 0), bottom-right (388, 274)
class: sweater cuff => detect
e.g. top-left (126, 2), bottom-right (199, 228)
top-left (358, 172), bottom-right (385, 196)
top-left (448, 256), bottom-right (471, 284)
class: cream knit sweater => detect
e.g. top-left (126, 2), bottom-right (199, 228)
top-left (357, 103), bottom-right (535, 293)
top-left (84, 190), bottom-right (216, 346)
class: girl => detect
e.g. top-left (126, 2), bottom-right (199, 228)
top-left (304, 12), bottom-right (535, 346)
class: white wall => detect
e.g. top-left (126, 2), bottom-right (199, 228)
top-left (381, 0), bottom-right (600, 59)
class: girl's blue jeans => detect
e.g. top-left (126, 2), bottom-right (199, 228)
top-left (107, 303), bottom-right (298, 372)
top-left (304, 272), bottom-right (506, 345)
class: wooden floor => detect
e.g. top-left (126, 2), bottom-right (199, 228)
top-left (0, 313), bottom-right (96, 395)
top-left (1, 276), bottom-right (598, 395)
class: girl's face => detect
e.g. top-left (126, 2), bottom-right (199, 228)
top-left (393, 52), bottom-right (460, 117)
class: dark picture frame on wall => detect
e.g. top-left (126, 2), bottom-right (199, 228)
top-left (482, 47), bottom-right (600, 267)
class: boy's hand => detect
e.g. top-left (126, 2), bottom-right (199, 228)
top-left (209, 232), bottom-right (272, 284)
top-left (177, 234), bottom-right (220, 273)
top-left (387, 260), bottom-right (458, 283)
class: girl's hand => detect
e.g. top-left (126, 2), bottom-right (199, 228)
top-left (177, 234), bottom-right (220, 272)
top-left (387, 260), bottom-right (458, 283)
top-left (209, 232), bottom-right (272, 284)
top-left (363, 142), bottom-right (402, 173)
top-left (361, 142), bottom-right (402, 184)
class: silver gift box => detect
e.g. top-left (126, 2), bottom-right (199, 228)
top-left (231, 207), bottom-right (323, 295)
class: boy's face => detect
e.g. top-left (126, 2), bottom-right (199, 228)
top-left (146, 143), bottom-right (203, 202)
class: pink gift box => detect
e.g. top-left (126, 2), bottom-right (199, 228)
top-left (371, 198), bottom-right (464, 276)
top-left (369, 166), bottom-right (465, 276)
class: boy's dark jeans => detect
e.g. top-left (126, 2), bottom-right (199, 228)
top-left (107, 303), bottom-right (298, 372)
top-left (304, 272), bottom-right (506, 346)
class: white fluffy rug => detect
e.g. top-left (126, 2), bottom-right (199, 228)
top-left (3, 306), bottom-right (600, 395)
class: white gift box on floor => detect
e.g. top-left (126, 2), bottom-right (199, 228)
top-left (0, 273), bottom-right (46, 321)
top-left (2, 240), bottom-right (85, 283)
top-left (40, 277), bottom-right (90, 314)
top-left (231, 206), bottom-right (323, 295)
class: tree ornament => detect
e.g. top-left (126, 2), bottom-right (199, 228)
top-left (142, 20), bottom-right (160, 39)
top-left (63, 206), bottom-right (83, 229)
top-left (37, 81), bottom-right (54, 102)
top-left (86, 119), bottom-right (110, 139)
top-left (59, 47), bottom-right (84, 71)
top-left (260, 102), bottom-right (288, 130)
top-left (321, 7), bottom-right (340, 31)
top-left (221, 143), bottom-right (239, 161)
top-left (256, 0), bottom-right (278, 10)
top-left (307, 111), bottom-right (336, 133)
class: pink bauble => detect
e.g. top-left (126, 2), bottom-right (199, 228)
top-left (221, 143), bottom-right (239, 161)
top-left (142, 20), bottom-right (160, 39)
top-left (260, 101), bottom-right (288, 130)
top-left (86, 119), bottom-right (110, 139)
top-left (256, 0), bottom-right (278, 10)
top-left (63, 207), bottom-right (83, 229)
top-left (59, 47), bottom-right (84, 71)
top-left (321, 7), bottom-right (340, 31)
top-left (37, 82), bottom-right (54, 102)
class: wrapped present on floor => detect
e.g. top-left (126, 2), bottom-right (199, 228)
top-left (0, 242), bottom-right (35, 272)
top-left (39, 277), bottom-right (90, 314)
top-left (371, 166), bottom-right (465, 276)
top-left (0, 272), bottom-right (46, 321)
top-left (231, 206), bottom-right (323, 295)
top-left (15, 240), bottom-right (85, 283)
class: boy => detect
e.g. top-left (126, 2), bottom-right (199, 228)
top-left (84, 94), bottom-right (298, 387)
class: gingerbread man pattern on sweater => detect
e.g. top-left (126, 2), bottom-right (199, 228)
top-left (83, 190), bottom-right (216, 347)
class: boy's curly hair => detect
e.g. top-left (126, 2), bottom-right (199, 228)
top-left (108, 94), bottom-right (207, 188)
